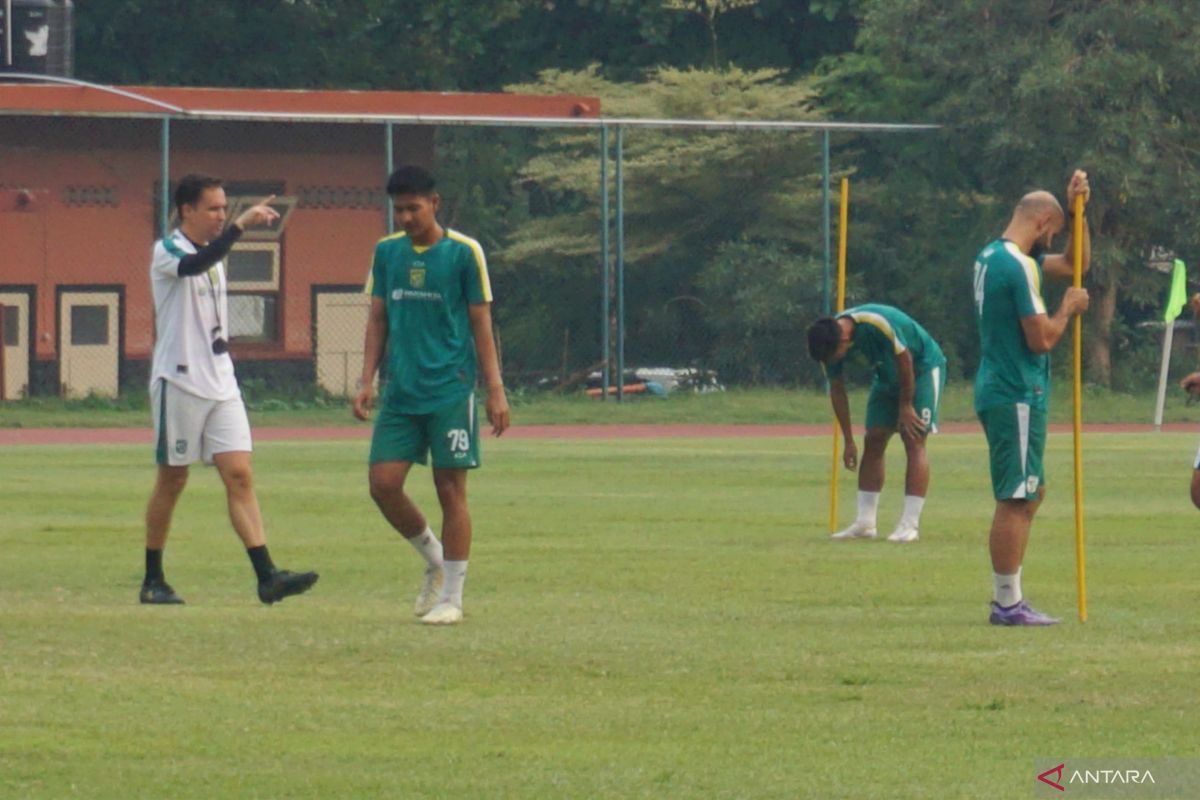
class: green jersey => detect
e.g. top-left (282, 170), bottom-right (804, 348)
top-left (824, 304), bottom-right (945, 388)
top-left (367, 229), bottom-right (492, 413)
top-left (972, 238), bottom-right (1049, 412)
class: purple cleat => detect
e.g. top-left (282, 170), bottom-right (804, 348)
top-left (988, 600), bottom-right (1059, 626)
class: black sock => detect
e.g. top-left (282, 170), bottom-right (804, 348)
top-left (144, 548), bottom-right (164, 585)
top-left (247, 545), bottom-right (275, 583)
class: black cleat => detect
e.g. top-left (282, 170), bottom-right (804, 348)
top-left (140, 580), bottom-right (185, 605)
top-left (257, 569), bottom-right (319, 605)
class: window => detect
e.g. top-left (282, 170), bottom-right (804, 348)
top-left (228, 294), bottom-right (278, 342)
top-left (226, 242), bottom-right (280, 291)
top-left (2, 305), bottom-right (17, 346)
top-left (70, 305), bottom-right (109, 345)
top-left (226, 241), bottom-right (281, 344)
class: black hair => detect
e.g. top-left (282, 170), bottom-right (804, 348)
top-left (386, 165), bottom-right (437, 197)
top-left (806, 317), bottom-right (842, 362)
top-left (175, 173), bottom-right (223, 215)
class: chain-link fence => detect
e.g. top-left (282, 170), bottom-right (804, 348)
top-left (1, 99), bottom-right (935, 403)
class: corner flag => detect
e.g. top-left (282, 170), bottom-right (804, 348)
top-left (1165, 259), bottom-right (1188, 322)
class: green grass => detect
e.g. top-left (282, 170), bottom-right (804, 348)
top-left (1, 383), bottom-right (1197, 428)
top-left (2, 432), bottom-right (1198, 798)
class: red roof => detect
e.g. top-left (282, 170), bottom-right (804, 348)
top-left (0, 82), bottom-right (600, 120)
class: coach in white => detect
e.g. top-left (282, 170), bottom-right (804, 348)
top-left (140, 173), bottom-right (318, 606)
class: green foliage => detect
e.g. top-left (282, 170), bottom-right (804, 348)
top-left (697, 239), bottom-right (831, 384)
top-left (818, 0), bottom-right (1200, 388)
top-left (501, 67), bottom-right (827, 382)
top-left (74, 1), bottom-right (858, 90)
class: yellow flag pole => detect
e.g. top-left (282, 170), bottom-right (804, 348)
top-left (1072, 191), bottom-right (1088, 622)
top-left (830, 178), bottom-right (849, 532)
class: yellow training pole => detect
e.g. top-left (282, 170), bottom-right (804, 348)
top-left (830, 178), bottom-right (850, 532)
top-left (1072, 191), bottom-right (1088, 622)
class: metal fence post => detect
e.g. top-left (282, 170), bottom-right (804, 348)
top-left (616, 124), bottom-right (626, 403)
top-left (600, 123), bottom-right (611, 401)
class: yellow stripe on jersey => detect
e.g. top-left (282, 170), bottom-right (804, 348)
top-left (1002, 241), bottom-right (1047, 315)
top-left (447, 229), bottom-right (493, 303)
top-left (849, 310), bottom-right (906, 354)
top-left (365, 231), bottom-right (408, 295)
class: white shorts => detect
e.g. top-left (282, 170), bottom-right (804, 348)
top-left (1194, 441), bottom-right (1200, 470)
top-left (151, 379), bottom-right (252, 466)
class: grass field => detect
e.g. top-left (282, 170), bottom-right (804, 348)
top-left (1, 383), bottom-right (1197, 428)
top-left (2, 431), bottom-right (1199, 798)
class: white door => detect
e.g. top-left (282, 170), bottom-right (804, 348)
top-left (59, 291), bottom-right (120, 398)
top-left (315, 291), bottom-right (370, 396)
top-left (0, 292), bottom-right (31, 400)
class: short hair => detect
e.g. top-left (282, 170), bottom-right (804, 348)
top-left (175, 173), bottom-right (223, 215)
top-left (1014, 190), bottom-right (1063, 222)
top-left (807, 317), bottom-right (842, 362)
top-left (386, 165), bottom-right (436, 197)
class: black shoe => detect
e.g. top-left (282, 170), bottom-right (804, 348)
top-left (140, 580), bottom-right (185, 605)
top-left (257, 569), bottom-right (319, 605)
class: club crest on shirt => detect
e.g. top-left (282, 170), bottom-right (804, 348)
top-left (409, 267), bottom-right (426, 289)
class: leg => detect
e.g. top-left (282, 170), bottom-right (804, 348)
top-left (145, 464), bottom-right (189, 550)
top-left (858, 427), bottom-right (892, 493)
top-left (1191, 469), bottom-right (1200, 510)
top-left (213, 450), bottom-right (266, 548)
top-left (900, 431), bottom-right (929, 497)
top-left (832, 427), bottom-right (891, 540)
top-left (887, 430), bottom-right (928, 542)
top-left (215, 448), bottom-right (318, 603)
top-left (980, 403), bottom-right (1055, 624)
top-left (989, 493), bottom-right (1042, 575)
top-left (369, 461), bottom-right (427, 538)
top-left (433, 468), bottom-right (471, 561)
top-left (420, 396), bottom-right (481, 622)
top-left (140, 465), bottom-right (189, 604)
top-left (371, 460), bottom-right (447, 616)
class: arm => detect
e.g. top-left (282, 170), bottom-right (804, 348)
top-left (895, 349), bottom-right (925, 440)
top-left (352, 297), bottom-right (388, 421)
top-left (1019, 286), bottom-right (1090, 354)
top-left (175, 225), bottom-right (243, 277)
top-left (1042, 169), bottom-right (1091, 281)
top-left (468, 302), bottom-right (510, 436)
top-left (174, 195), bottom-right (278, 277)
top-left (829, 376), bottom-right (857, 471)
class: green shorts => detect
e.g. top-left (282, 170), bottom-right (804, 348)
top-left (369, 393), bottom-right (481, 469)
top-left (864, 365), bottom-right (946, 433)
top-left (977, 402), bottom-right (1046, 500)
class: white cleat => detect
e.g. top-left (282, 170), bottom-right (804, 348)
top-left (831, 521), bottom-right (877, 540)
top-left (887, 523), bottom-right (920, 543)
top-left (420, 601), bottom-right (463, 626)
top-left (414, 565), bottom-right (445, 617)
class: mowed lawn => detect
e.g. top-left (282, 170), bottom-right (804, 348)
top-left (2, 431), bottom-right (1199, 799)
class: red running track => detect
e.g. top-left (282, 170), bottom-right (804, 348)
top-left (0, 421), bottom-right (1194, 446)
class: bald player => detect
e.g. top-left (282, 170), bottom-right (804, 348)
top-left (971, 170), bottom-right (1091, 626)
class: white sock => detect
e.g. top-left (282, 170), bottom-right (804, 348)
top-left (439, 560), bottom-right (468, 608)
top-left (856, 491), bottom-right (881, 528)
top-left (899, 495), bottom-right (925, 527)
top-left (993, 568), bottom-right (1022, 607)
top-left (406, 527), bottom-right (443, 568)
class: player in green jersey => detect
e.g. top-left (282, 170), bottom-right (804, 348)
top-left (807, 304), bottom-right (946, 543)
top-left (973, 169), bottom-right (1090, 626)
top-left (354, 166), bottom-right (511, 626)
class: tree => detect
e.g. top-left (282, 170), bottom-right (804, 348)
top-left (819, 0), bottom-right (1200, 387)
top-left (498, 66), bottom-right (832, 384)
